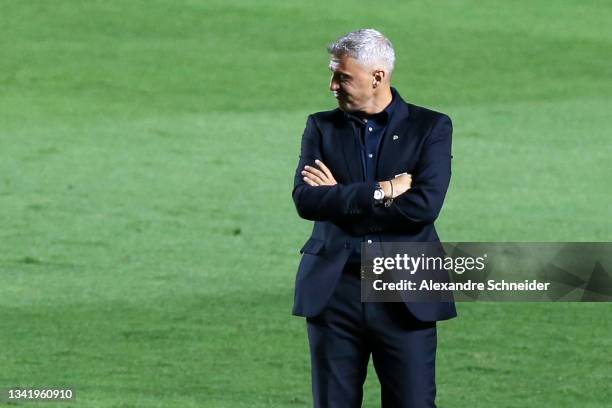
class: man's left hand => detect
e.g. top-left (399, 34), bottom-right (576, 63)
top-left (302, 160), bottom-right (337, 186)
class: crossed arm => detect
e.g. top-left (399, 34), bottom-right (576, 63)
top-left (292, 114), bottom-right (452, 234)
top-left (301, 159), bottom-right (412, 198)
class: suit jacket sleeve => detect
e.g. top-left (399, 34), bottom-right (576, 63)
top-left (292, 115), bottom-right (377, 222)
top-left (351, 114), bottom-right (453, 234)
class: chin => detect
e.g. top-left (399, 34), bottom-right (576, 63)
top-left (338, 101), bottom-right (355, 112)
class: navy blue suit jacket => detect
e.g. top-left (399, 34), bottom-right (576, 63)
top-left (292, 91), bottom-right (457, 322)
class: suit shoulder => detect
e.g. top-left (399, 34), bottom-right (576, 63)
top-left (309, 108), bottom-right (343, 124)
top-left (407, 103), bottom-right (452, 125)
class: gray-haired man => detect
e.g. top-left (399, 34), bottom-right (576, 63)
top-left (292, 29), bottom-right (456, 407)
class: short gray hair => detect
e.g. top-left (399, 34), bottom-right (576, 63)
top-left (327, 28), bottom-right (396, 74)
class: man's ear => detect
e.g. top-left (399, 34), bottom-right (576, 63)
top-left (372, 70), bottom-right (386, 87)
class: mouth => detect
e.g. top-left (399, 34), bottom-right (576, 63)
top-left (333, 92), bottom-right (346, 101)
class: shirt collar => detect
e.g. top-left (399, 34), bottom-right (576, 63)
top-left (344, 87), bottom-right (399, 126)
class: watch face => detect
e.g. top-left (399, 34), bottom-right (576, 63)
top-left (374, 189), bottom-right (384, 200)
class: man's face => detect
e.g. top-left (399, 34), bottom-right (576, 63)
top-left (329, 55), bottom-right (376, 113)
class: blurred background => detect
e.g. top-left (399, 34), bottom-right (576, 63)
top-left (1, 1), bottom-right (611, 407)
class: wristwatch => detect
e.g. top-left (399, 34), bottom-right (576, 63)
top-left (373, 182), bottom-right (385, 205)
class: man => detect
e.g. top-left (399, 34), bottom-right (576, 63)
top-left (292, 29), bottom-right (456, 407)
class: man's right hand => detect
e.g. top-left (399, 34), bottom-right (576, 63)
top-left (380, 173), bottom-right (412, 199)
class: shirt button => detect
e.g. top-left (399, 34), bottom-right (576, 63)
top-left (367, 239), bottom-right (373, 244)
top-left (368, 153), bottom-right (373, 158)
top-left (368, 127), bottom-right (373, 131)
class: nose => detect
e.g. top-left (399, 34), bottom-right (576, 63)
top-left (329, 77), bottom-right (339, 92)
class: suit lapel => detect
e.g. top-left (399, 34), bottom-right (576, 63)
top-left (376, 99), bottom-right (412, 179)
top-left (336, 116), bottom-right (365, 183)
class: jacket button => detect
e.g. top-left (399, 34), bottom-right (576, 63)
top-left (367, 239), bottom-right (373, 244)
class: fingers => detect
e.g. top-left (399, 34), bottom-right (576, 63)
top-left (399, 174), bottom-right (412, 188)
top-left (302, 169), bottom-right (324, 185)
top-left (315, 160), bottom-right (336, 182)
top-left (303, 165), bottom-right (327, 181)
top-left (397, 174), bottom-right (412, 184)
top-left (303, 176), bottom-right (318, 186)
top-left (390, 173), bottom-right (413, 197)
top-left (302, 160), bottom-right (337, 186)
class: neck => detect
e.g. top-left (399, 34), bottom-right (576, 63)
top-left (361, 86), bottom-right (393, 116)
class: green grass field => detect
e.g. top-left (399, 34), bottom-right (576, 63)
top-left (1, 1), bottom-right (611, 407)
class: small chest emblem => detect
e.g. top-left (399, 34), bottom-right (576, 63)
top-left (392, 134), bottom-right (399, 141)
